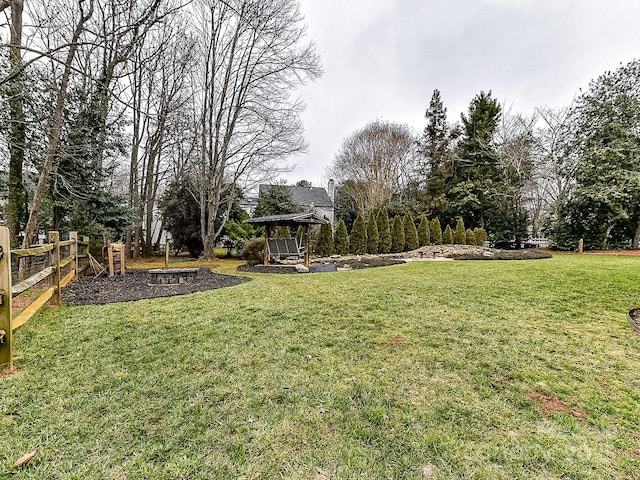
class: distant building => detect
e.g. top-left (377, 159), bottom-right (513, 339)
top-left (242, 180), bottom-right (336, 224)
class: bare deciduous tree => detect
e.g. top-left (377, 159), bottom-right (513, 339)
top-left (191, 0), bottom-right (321, 259)
top-left (328, 120), bottom-right (418, 214)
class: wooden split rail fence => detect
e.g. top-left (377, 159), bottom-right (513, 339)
top-left (0, 226), bottom-right (90, 371)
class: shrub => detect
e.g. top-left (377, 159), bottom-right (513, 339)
top-left (454, 218), bottom-right (466, 244)
top-left (377, 208), bottom-right (392, 254)
top-left (275, 226), bottom-right (291, 238)
top-left (241, 236), bottom-right (266, 265)
top-left (474, 227), bottom-right (488, 246)
top-left (404, 213), bottom-right (419, 251)
top-left (391, 215), bottom-right (405, 253)
top-left (366, 210), bottom-right (380, 254)
top-left (418, 215), bottom-right (430, 246)
top-left (314, 223), bottom-right (334, 256)
top-left (431, 217), bottom-right (443, 245)
top-left (466, 228), bottom-right (476, 246)
top-left (443, 224), bottom-right (454, 244)
top-left (334, 219), bottom-right (350, 255)
top-left (350, 212), bottom-right (367, 254)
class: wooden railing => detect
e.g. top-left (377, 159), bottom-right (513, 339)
top-left (0, 226), bottom-right (90, 371)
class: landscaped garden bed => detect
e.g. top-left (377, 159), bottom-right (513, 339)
top-left (62, 268), bottom-right (249, 305)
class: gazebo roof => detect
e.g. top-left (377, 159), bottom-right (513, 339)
top-left (244, 212), bottom-right (329, 227)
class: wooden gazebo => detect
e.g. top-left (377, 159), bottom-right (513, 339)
top-left (244, 212), bottom-right (329, 267)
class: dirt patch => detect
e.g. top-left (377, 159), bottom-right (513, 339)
top-left (527, 392), bottom-right (568, 417)
top-left (63, 268), bottom-right (249, 306)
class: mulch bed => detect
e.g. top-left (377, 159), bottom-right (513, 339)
top-left (63, 268), bottom-right (249, 306)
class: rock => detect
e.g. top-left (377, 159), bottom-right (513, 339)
top-left (294, 264), bottom-right (310, 273)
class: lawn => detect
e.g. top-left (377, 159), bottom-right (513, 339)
top-left (2, 254), bottom-right (640, 479)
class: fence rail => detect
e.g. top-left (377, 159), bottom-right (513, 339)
top-left (0, 227), bottom-right (90, 371)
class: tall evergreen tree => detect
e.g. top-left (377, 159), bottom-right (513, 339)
top-left (314, 223), bottom-right (334, 256)
top-left (377, 208), bottom-right (392, 253)
top-left (454, 217), bottom-right (466, 244)
top-left (449, 91), bottom-right (502, 230)
top-left (404, 213), bottom-right (419, 250)
top-left (334, 219), bottom-right (350, 255)
top-left (420, 89), bottom-right (456, 218)
top-left (430, 217), bottom-right (443, 245)
top-left (350, 212), bottom-right (367, 254)
top-left (366, 210), bottom-right (380, 253)
top-left (443, 224), bottom-right (454, 244)
top-left (391, 215), bottom-right (405, 252)
top-left (417, 215), bottom-right (431, 246)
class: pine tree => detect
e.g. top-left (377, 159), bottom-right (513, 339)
top-left (314, 223), bottom-right (334, 256)
top-left (454, 217), bottom-right (466, 244)
top-left (420, 89), bottom-right (453, 217)
top-left (443, 224), bottom-right (454, 244)
top-left (417, 215), bottom-right (430, 246)
top-left (334, 219), bottom-right (350, 255)
top-left (431, 217), bottom-right (443, 245)
top-left (366, 210), bottom-right (379, 253)
top-left (377, 208), bottom-right (392, 253)
top-left (404, 213), bottom-right (419, 251)
top-left (465, 228), bottom-right (476, 246)
top-left (350, 212), bottom-right (367, 254)
top-left (474, 227), bottom-right (488, 246)
top-left (391, 215), bottom-right (405, 252)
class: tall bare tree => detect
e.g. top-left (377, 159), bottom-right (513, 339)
top-left (328, 120), bottom-right (418, 215)
top-left (191, 0), bottom-right (321, 259)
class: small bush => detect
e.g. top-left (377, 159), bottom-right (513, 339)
top-left (474, 227), bottom-right (488, 246)
top-left (334, 219), bottom-right (350, 255)
top-left (443, 224), bottom-right (454, 244)
top-left (418, 215), bottom-right (430, 246)
top-left (242, 237), bottom-right (266, 265)
top-left (454, 218), bottom-right (466, 244)
top-left (466, 228), bottom-right (476, 246)
top-left (431, 217), bottom-right (443, 245)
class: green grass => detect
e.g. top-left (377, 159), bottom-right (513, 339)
top-left (2, 254), bottom-right (640, 479)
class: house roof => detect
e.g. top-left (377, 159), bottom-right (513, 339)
top-left (244, 212), bottom-right (329, 226)
top-left (259, 184), bottom-right (333, 208)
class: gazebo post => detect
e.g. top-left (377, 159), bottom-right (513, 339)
top-left (263, 226), bottom-right (270, 266)
top-left (304, 224), bottom-right (310, 267)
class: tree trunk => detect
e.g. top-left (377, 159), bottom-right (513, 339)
top-left (6, 0), bottom-right (25, 245)
top-left (21, 1), bottom-right (93, 251)
top-left (634, 221), bottom-right (640, 250)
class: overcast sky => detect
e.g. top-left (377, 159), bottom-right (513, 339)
top-left (283, 0), bottom-right (640, 188)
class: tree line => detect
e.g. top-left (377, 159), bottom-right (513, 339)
top-left (2, 0), bottom-right (639, 255)
top-left (0, 0), bottom-right (320, 258)
top-left (330, 61), bottom-right (640, 250)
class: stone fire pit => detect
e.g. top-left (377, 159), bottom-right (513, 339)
top-left (149, 268), bottom-right (199, 285)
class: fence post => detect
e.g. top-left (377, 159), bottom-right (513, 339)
top-left (69, 232), bottom-right (78, 281)
top-left (49, 231), bottom-right (61, 307)
top-left (82, 236), bottom-right (89, 275)
top-left (0, 227), bottom-right (13, 371)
